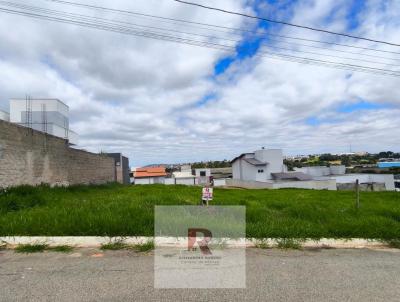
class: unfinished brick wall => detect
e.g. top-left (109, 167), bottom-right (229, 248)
top-left (0, 120), bottom-right (115, 188)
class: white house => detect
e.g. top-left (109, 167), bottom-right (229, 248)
top-left (134, 167), bottom-right (167, 185)
top-left (172, 171), bottom-right (197, 185)
top-left (232, 149), bottom-right (287, 182)
top-left (195, 168), bottom-right (211, 185)
top-left (230, 149), bottom-right (336, 190)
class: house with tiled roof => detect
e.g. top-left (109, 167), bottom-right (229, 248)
top-left (133, 167), bottom-right (167, 185)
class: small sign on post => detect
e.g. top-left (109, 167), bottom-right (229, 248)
top-left (202, 187), bottom-right (213, 206)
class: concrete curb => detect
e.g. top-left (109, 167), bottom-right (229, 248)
top-left (0, 237), bottom-right (391, 249)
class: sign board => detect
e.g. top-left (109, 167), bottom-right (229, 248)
top-left (202, 187), bottom-right (213, 201)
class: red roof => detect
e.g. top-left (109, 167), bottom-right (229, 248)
top-left (134, 167), bottom-right (167, 178)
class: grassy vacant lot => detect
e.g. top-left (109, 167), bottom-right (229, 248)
top-left (0, 184), bottom-right (399, 239)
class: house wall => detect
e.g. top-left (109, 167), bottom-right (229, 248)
top-left (195, 169), bottom-right (211, 177)
top-left (241, 160), bottom-right (257, 181)
top-left (232, 160), bottom-right (241, 180)
top-left (135, 177), bottom-right (165, 185)
top-left (233, 159), bottom-right (267, 182)
top-left (174, 177), bottom-right (196, 185)
top-left (226, 179), bottom-right (274, 189)
top-left (332, 174), bottom-right (395, 191)
top-left (213, 178), bottom-right (226, 187)
top-left (295, 166), bottom-right (346, 176)
top-left (135, 178), bottom-right (153, 185)
top-left (0, 120), bottom-right (115, 188)
top-left (255, 149), bottom-right (284, 180)
top-left (107, 153), bottom-right (130, 185)
top-left (329, 165), bottom-right (346, 175)
top-left (226, 179), bottom-right (337, 190)
top-left (271, 180), bottom-right (337, 190)
top-left (164, 178), bottom-right (175, 185)
top-left (195, 169), bottom-right (211, 185)
top-left (295, 166), bottom-right (331, 177)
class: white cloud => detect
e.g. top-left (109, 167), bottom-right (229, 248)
top-left (0, 0), bottom-right (399, 165)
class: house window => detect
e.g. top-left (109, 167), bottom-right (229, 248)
top-left (200, 171), bottom-right (206, 176)
top-left (258, 169), bottom-right (264, 173)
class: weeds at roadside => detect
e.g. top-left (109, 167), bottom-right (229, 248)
top-left (131, 241), bottom-right (154, 252)
top-left (101, 242), bottom-right (128, 250)
top-left (254, 239), bottom-right (270, 249)
top-left (100, 240), bottom-right (154, 252)
top-left (277, 238), bottom-right (303, 250)
top-left (47, 245), bottom-right (74, 253)
top-left (15, 244), bottom-right (48, 253)
top-left (386, 239), bottom-right (400, 249)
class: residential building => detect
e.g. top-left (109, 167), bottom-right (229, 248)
top-left (195, 168), bottom-right (211, 185)
top-left (8, 98), bottom-right (78, 144)
top-left (171, 171), bottom-right (197, 185)
top-left (230, 149), bottom-right (395, 191)
top-left (231, 149), bottom-right (287, 182)
top-left (106, 153), bottom-right (130, 185)
top-left (134, 167), bottom-right (167, 185)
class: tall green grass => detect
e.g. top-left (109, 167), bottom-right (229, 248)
top-left (0, 184), bottom-right (399, 239)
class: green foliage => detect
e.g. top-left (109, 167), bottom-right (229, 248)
top-left (284, 152), bottom-right (397, 169)
top-left (15, 244), bottom-right (48, 253)
top-left (47, 245), bottom-right (74, 253)
top-left (101, 241), bottom-right (128, 250)
top-left (0, 184), bottom-right (399, 239)
top-left (100, 240), bottom-right (154, 252)
top-left (132, 241), bottom-right (154, 252)
top-left (386, 239), bottom-right (400, 249)
top-left (277, 238), bottom-right (303, 250)
top-left (0, 185), bottom-right (47, 213)
top-left (191, 160), bottom-right (231, 169)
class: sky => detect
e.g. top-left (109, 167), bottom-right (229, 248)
top-left (0, 0), bottom-right (399, 166)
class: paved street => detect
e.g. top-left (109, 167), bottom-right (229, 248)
top-left (1, 248), bottom-right (399, 302)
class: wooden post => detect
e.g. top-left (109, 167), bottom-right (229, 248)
top-left (355, 179), bottom-right (360, 209)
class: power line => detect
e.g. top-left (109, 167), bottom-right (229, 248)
top-left (0, 5), bottom-right (398, 77)
top-left (0, 5), bottom-right (399, 77)
top-left (173, 0), bottom-right (400, 47)
top-left (45, 0), bottom-right (400, 56)
top-left (43, 0), bottom-right (400, 56)
top-left (3, 1), bottom-right (398, 67)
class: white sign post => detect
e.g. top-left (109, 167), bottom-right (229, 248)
top-left (202, 187), bottom-right (213, 206)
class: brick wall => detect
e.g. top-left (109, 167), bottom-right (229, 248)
top-left (0, 120), bottom-right (115, 188)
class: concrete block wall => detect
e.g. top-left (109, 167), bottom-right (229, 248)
top-left (0, 120), bottom-right (115, 188)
